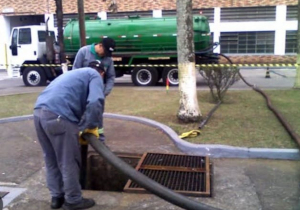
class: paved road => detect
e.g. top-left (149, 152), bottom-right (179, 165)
top-left (0, 68), bottom-right (296, 96)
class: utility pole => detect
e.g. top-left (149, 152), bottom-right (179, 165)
top-left (54, 0), bottom-right (65, 63)
top-left (294, 0), bottom-right (300, 88)
top-left (176, 0), bottom-right (201, 122)
top-left (77, 0), bottom-right (86, 47)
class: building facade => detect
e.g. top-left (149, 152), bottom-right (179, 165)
top-left (0, 0), bottom-right (298, 72)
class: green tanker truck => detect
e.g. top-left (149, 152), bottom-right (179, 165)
top-left (8, 14), bottom-right (219, 86)
top-left (64, 15), bottom-right (218, 86)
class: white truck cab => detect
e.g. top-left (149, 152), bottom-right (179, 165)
top-left (8, 25), bottom-right (60, 86)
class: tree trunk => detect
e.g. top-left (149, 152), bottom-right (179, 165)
top-left (294, 0), bottom-right (300, 88)
top-left (78, 0), bottom-right (86, 47)
top-left (176, 0), bottom-right (201, 122)
top-left (55, 0), bottom-right (66, 63)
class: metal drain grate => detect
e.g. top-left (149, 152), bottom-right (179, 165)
top-left (124, 152), bottom-right (212, 197)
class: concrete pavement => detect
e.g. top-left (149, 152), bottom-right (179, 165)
top-left (0, 116), bottom-right (299, 210)
top-left (0, 69), bottom-right (9, 81)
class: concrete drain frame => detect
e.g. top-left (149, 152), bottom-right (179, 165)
top-left (85, 151), bottom-right (213, 197)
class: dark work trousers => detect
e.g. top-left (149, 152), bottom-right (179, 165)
top-left (33, 108), bottom-right (82, 204)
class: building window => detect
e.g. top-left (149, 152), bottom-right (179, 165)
top-left (285, 30), bottom-right (297, 54)
top-left (220, 31), bottom-right (275, 54)
top-left (221, 6), bottom-right (276, 22)
top-left (18, 28), bottom-right (32, 44)
top-left (286, 5), bottom-right (297, 20)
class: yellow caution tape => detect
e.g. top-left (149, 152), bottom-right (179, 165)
top-left (0, 63), bottom-right (299, 68)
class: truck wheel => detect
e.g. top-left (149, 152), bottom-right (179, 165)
top-left (131, 66), bottom-right (158, 86)
top-left (162, 66), bottom-right (179, 86)
top-left (23, 67), bottom-right (47, 86)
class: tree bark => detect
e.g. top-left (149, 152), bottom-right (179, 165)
top-left (294, 0), bottom-right (300, 88)
top-left (55, 0), bottom-right (66, 63)
top-left (78, 0), bottom-right (86, 47)
top-left (176, 0), bottom-right (201, 122)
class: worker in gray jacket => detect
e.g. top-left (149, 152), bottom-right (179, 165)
top-left (72, 37), bottom-right (116, 142)
top-left (33, 60), bottom-right (106, 210)
top-left (72, 37), bottom-right (116, 97)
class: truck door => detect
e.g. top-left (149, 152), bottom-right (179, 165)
top-left (9, 27), bottom-right (35, 68)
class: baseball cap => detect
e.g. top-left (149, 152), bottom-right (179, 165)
top-left (100, 38), bottom-right (116, 57)
top-left (88, 60), bottom-right (106, 72)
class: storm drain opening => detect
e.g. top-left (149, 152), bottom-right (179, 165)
top-left (124, 152), bottom-right (213, 197)
top-left (85, 152), bottom-right (213, 197)
top-left (85, 151), bottom-right (142, 191)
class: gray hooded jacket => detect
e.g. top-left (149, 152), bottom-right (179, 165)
top-left (34, 67), bottom-right (105, 130)
top-left (72, 44), bottom-right (115, 97)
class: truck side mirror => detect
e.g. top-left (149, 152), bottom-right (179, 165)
top-left (10, 44), bottom-right (18, 56)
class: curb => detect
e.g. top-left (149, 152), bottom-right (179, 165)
top-left (1, 113), bottom-right (299, 160)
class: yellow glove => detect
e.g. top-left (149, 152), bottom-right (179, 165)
top-left (79, 127), bottom-right (99, 145)
top-left (179, 130), bottom-right (201, 139)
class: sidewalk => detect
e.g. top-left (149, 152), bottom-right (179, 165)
top-left (0, 69), bottom-right (9, 81)
top-left (0, 116), bottom-right (299, 210)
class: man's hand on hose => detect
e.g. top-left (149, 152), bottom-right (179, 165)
top-left (79, 127), bottom-right (99, 145)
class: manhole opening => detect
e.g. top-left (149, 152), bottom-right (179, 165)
top-left (84, 152), bottom-right (213, 197)
top-left (85, 152), bottom-right (142, 192)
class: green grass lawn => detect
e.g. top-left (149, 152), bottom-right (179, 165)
top-left (0, 88), bottom-right (299, 149)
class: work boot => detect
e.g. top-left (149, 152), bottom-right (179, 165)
top-left (51, 197), bottom-right (64, 209)
top-left (62, 198), bottom-right (95, 210)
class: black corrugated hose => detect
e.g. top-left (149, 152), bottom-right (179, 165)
top-left (219, 53), bottom-right (300, 148)
top-left (199, 101), bottom-right (222, 129)
top-left (82, 133), bottom-right (224, 210)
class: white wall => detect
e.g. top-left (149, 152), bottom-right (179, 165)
top-left (153, 10), bottom-right (162, 18)
top-left (0, 15), bottom-right (11, 71)
top-left (275, 5), bottom-right (287, 55)
top-left (212, 7), bottom-right (221, 53)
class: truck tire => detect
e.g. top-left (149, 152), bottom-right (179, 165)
top-left (131, 66), bottom-right (158, 86)
top-left (23, 67), bottom-right (47, 86)
top-left (162, 66), bottom-right (179, 86)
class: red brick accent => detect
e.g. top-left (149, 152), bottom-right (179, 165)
top-left (0, 0), bottom-right (297, 15)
